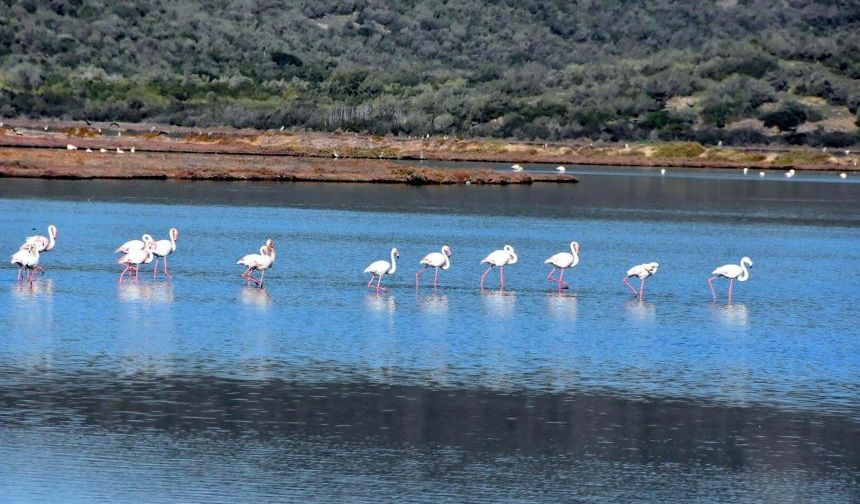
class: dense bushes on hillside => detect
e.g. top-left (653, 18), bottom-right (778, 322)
top-left (0, 0), bottom-right (858, 145)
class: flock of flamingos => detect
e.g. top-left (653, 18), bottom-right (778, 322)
top-left (10, 224), bottom-right (754, 303)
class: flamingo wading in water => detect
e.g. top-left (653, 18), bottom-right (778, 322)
top-left (11, 243), bottom-right (40, 284)
top-left (152, 228), bottom-right (179, 279)
top-left (365, 248), bottom-right (399, 293)
top-left (544, 241), bottom-right (580, 290)
top-left (480, 245), bottom-right (518, 289)
top-left (237, 239), bottom-right (275, 288)
top-left (624, 262), bottom-right (659, 298)
top-left (21, 224), bottom-right (57, 273)
top-left (118, 243), bottom-right (154, 283)
top-left (708, 257), bottom-right (752, 303)
top-left (416, 245), bottom-right (452, 288)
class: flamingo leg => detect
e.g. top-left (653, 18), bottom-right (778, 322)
top-left (624, 277), bottom-right (638, 296)
top-left (367, 274), bottom-right (376, 288)
top-left (639, 278), bottom-right (645, 299)
top-left (163, 256), bottom-right (172, 279)
top-left (415, 266), bottom-right (426, 287)
top-left (17, 267), bottom-right (22, 284)
top-left (708, 276), bottom-right (718, 301)
top-left (499, 266), bottom-right (505, 290)
top-left (257, 270), bottom-right (265, 288)
top-left (558, 268), bottom-right (568, 290)
top-left (433, 267), bottom-right (439, 288)
top-left (119, 264), bottom-right (131, 282)
top-left (480, 266), bottom-right (493, 289)
top-left (153, 257), bottom-right (159, 279)
top-left (376, 274), bottom-right (383, 293)
top-left (728, 279), bottom-right (734, 304)
top-left (134, 264), bottom-right (140, 283)
top-left (546, 267), bottom-right (557, 283)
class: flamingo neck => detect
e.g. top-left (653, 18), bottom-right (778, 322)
top-left (46, 228), bottom-right (55, 250)
top-left (170, 233), bottom-right (176, 251)
top-left (739, 260), bottom-right (749, 281)
top-left (442, 251), bottom-right (450, 270)
top-left (389, 251), bottom-right (397, 274)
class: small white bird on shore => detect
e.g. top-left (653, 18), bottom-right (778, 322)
top-left (99, 148), bottom-right (107, 153)
top-left (660, 168), bottom-right (666, 175)
top-left (66, 144), bottom-right (77, 151)
top-left (130, 146), bottom-right (135, 153)
top-left (556, 166), bottom-right (566, 173)
top-left (759, 171), bottom-right (766, 177)
top-left (116, 148), bottom-right (125, 154)
top-left (86, 148), bottom-right (93, 153)
top-left (511, 164), bottom-right (523, 172)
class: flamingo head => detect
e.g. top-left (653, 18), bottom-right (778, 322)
top-left (442, 245), bottom-right (452, 257)
top-left (646, 262), bottom-right (659, 274)
top-left (391, 247), bottom-right (399, 258)
top-left (142, 234), bottom-right (154, 244)
top-left (571, 241), bottom-right (580, 254)
top-left (170, 228), bottom-right (179, 241)
top-left (741, 257), bottom-right (753, 268)
top-left (49, 225), bottom-right (58, 239)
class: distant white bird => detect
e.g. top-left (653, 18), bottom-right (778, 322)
top-left (785, 169), bottom-right (796, 178)
top-left (759, 171), bottom-right (766, 177)
top-left (416, 245), bottom-right (452, 288)
top-left (115, 234), bottom-right (154, 254)
top-left (11, 243), bottom-right (40, 284)
top-left (116, 148), bottom-right (125, 154)
top-left (237, 239), bottom-right (275, 288)
top-left (480, 244), bottom-right (518, 289)
top-left (845, 150), bottom-right (851, 155)
top-left (86, 148), bottom-right (93, 153)
top-left (556, 166), bottom-right (566, 173)
top-left (152, 228), bottom-right (179, 279)
top-left (364, 248), bottom-right (398, 293)
top-left (743, 167), bottom-right (749, 175)
top-left (840, 172), bottom-right (848, 179)
top-left (333, 151), bottom-right (339, 158)
top-left (624, 262), bottom-right (659, 298)
top-left (624, 143), bottom-right (630, 150)
top-left (718, 140), bottom-right (723, 147)
top-left (708, 257), bottom-right (753, 303)
top-left (130, 146), bottom-right (135, 153)
top-left (66, 144), bottom-right (77, 150)
top-left (544, 241), bottom-right (579, 290)
top-left (660, 168), bottom-right (666, 175)
top-left (511, 164), bottom-right (523, 172)
top-left (99, 148), bottom-right (108, 153)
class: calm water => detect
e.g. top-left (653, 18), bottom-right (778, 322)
top-left (0, 168), bottom-right (858, 502)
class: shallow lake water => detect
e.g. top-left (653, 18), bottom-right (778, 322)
top-left (0, 167), bottom-right (858, 502)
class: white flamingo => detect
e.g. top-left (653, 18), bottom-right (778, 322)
top-left (416, 245), bottom-right (452, 288)
top-left (21, 224), bottom-right (57, 274)
top-left (152, 228), bottom-right (179, 279)
top-left (708, 257), bottom-right (752, 303)
top-left (237, 239), bottom-right (275, 288)
top-left (544, 241), bottom-right (579, 290)
top-left (624, 262), bottom-right (659, 298)
top-left (364, 248), bottom-right (399, 293)
top-left (480, 245), bottom-right (518, 289)
top-left (11, 243), bottom-right (40, 284)
top-left (115, 234), bottom-right (154, 254)
top-left (118, 244), bottom-right (154, 283)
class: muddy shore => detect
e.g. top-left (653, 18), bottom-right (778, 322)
top-left (1, 120), bottom-right (857, 182)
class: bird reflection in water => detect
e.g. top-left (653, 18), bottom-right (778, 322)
top-left (117, 281), bottom-right (175, 304)
top-left (10, 278), bottom-right (55, 299)
top-left (625, 299), bottom-right (656, 322)
top-left (546, 291), bottom-right (577, 322)
top-left (365, 293), bottom-right (396, 313)
top-left (417, 292), bottom-right (449, 314)
top-left (239, 285), bottom-right (273, 308)
top-left (481, 289), bottom-right (516, 318)
top-left (711, 302), bottom-right (749, 326)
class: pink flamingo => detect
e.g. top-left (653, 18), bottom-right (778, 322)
top-left (416, 245), bottom-right (452, 288)
top-left (152, 227), bottom-right (179, 279)
top-left (480, 245), bottom-right (518, 289)
top-left (20, 224), bottom-right (57, 273)
top-left (624, 262), bottom-right (659, 298)
top-left (11, 243), bottom-right (40, 284)
top-left (364, 248), bottom-right (399, 293)
top-left (237, 239), bottom-right (275, 288)
top-left (118, 243), bottom-right (154, 283)
top-left (708, 257), bottom-right (752, 303)
top-left (544, 241), bottom-right (580, 290)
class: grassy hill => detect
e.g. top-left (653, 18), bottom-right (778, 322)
top-left (1, 0), bottom-right (859, 146)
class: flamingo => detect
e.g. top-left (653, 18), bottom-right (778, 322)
top-left (708, 257), bottom-right (752, 303)
top-left (416, 245), bottom-right (452, 288)
top-left (364, 248), bottom-right (399, 293)
top-left (237, 239), bottom-right (275, 288)
top-left (544, 241), bottom-right (579, 290)
top-left (152, 228), bottom-right (179, 279)
top-left (556, 166), bottom-right (566, 173)
top-left (480, 245), bottom-right (518, 289)
top-left (118, 243), bottom-right (154, 283)
top-left (21, 224), bottom-right (57, 274)
top-left (511, 164), bottom-right (523, 172)
top-left (11, 243), bottom-right (40, 284)
top-left (115, 234), bottom-right (154, 254)
top-left (624, 262), bottom-right (659, 298)
top-left (785, 169), bottom-right (796, 178)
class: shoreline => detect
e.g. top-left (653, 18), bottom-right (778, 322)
top-left (1, 120), bottom-right (858, 181)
